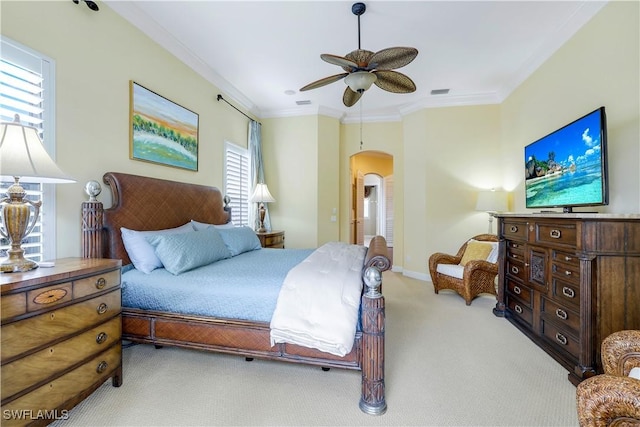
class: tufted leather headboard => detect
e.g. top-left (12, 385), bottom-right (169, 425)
top-left (101, 172), bottom-right (231, 266)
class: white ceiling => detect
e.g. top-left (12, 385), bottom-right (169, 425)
top-left (104, 1), bottom-right (607, 122)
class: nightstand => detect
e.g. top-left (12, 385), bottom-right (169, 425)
top-left (1, 258), bottom-right (122, 426)
top-left (256, 230), bottom-right (285, 249)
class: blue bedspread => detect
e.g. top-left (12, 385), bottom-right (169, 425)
top-left (121, 248), bottom-right (314, 322)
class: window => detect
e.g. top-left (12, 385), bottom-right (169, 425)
top-left (1, 37), bottom-right (56, 262)
top-left (224, 142), bottom-right (250, 226)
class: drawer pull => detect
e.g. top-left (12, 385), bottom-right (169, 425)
top-left (96, 361), bottom-right (108, 374)
top-left (565, 270), bottom-right (572, 276)
top-left (511, 266), bottom-right (519, 275)
top-left (514, 305), bottom-right (523, 314)
top-left (550, 229), bottom-right (561, 239)
top-left (564, 256), bottom-right (573, 262)
top-left (512, 254), bottom-right (518, 259)
top-left (513, 286), bottom-right (522, 295)
top-left (96, 332), bottom-right (108, 344)
top-left (555, 308), bottom-right (568, 320)
top-left (510, 226), bottom-right (518, 233)
top-left (555, 333), bottom-right (568, 345)
top-left (95, 277), bottom-right (107, 289)
top-left (97, 303), bottom-right (108, 315)
top-left (512, 243), bottom-right (519, 248)
top-left (562, 287), bottom-right (575, 298)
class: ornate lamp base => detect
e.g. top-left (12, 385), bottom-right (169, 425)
top-left (1, 251), bottom-right (38, 273)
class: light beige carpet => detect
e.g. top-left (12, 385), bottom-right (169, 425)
top-left (53, 272), bottom-right (579, 426)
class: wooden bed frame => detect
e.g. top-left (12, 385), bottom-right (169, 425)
top-left (81, 172), bottom-right (391, 415)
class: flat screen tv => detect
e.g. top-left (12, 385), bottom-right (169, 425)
top-left (524, 106), bottom-right (608, 213)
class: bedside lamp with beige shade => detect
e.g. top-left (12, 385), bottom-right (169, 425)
top-left (0, 115), bottom-right (75, 273)
top-left (250, 183), bottom-right (275, 233)
top-left (476, 189), bottom-right (508, 234)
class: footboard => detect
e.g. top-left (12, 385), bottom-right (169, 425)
top-left (81, 173), bottom-right (389, 415)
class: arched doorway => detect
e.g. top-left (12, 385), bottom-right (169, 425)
top-left (349, 151), bottom-right (393, 261)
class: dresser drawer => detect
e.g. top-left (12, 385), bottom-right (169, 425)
top-left (540, 319), bottom-right (579, 359)
top-left (551, 277), bottom-right (580, 308)
top-left (506, 244), bottom-right (524, 263)
top-left (534, 222), bottom-right (577, 248)
top-left (502, 221), bottom-right (527, 241)
top-left (1, 316), bottom-right (121, 401)
top-left (74, 270), bottom-right (121, 299)
top-left (540, 297), bottom-right (579, 333)
top-left (506, 257), bottom-right (526, 282)
top-left (507, 295), bottom-right (533, 327)
top-left (1, 290), bottom-right (121, 361)
top-left (506, 279), bottom-right (532, 308)
top-left (551, 259), bottom-right (580, 285)
top-left (551, 249), bottom-right (580, 266)
top-left (0, 344), bottom-right (121, 427)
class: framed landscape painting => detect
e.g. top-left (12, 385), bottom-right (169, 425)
top-left (129, 81), bottom-right (199, 171)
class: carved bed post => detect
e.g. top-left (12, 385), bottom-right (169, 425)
top-left (82, 180), bottom-right (103, 259)
top-left (359, 266), bottom-right (386, 415)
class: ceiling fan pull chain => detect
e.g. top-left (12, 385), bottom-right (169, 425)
top-left (360, 101), bottom-right (364, 150)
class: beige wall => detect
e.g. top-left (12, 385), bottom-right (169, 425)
top-left (402, 105), bottom-right (503, 278)
top-left (2, 1), bottom-right (250, 258)
top-left (261, 115), bottom-right (319, 248)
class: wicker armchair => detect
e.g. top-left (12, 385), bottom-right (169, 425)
top-left (576, 330), bottom-right (640, 427)
top-left (428, 234), bottom-right (499, 305)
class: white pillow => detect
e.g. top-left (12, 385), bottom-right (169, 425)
top-left (191, 219), bottom-right (235, 231)
top-left (121, 223), bottom-right (194, 273)
top-left (436, 263), bottom-right (464, 279)
top-left (629, 367), bottom-right (640, 380)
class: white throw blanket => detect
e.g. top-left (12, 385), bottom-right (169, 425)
top-left (270, 241), bottom-right (367, 357)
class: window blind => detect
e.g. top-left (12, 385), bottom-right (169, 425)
top-left (224, 142), bottom-right (250, 226)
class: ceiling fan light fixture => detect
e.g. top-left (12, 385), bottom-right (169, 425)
top-left (345, 71), bottom-right (377, 93)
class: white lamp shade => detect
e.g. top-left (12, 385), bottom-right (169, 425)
top-left (250, 183), bottom-right (275, 203)
top-left (0, 120), bottom-right (75, 183)
top-left (345, 71), bottom-right (377, 93)
top-left (476, 190), bottom-right (508, 212)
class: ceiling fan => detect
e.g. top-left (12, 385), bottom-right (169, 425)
top-left (299, 2), bottom-right (418, 107)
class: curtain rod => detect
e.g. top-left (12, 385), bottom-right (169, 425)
top-left (216, 94), bottom-right (260, 124)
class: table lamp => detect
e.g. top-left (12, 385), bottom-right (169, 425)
top-left (0, 115), bottom-right (75, 273)
top-left (476, 189), bottom-right (508, 234)
top-left (250, 183), bottom-right (275, 233)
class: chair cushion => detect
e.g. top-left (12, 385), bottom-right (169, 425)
top-left (436, 263), bottom-right (464, 279)
top-left (460, 241), bottom-right (494, 266)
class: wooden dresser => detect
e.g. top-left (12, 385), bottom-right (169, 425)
top-left (493, 214), bottom-right (640, 385)
top-left (1, 258), bottom-right (122, 426)
top-left (256, 230), bottom-right (285, 249)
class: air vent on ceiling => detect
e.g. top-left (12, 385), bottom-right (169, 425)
top-left (296, 100), bottom-right (312, 106)
top-left (431, 89), bottom-right (450, 95)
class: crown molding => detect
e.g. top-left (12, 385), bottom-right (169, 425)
top-left (104, 0), bottom-right (259, 117)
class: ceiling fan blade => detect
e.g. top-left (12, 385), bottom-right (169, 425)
top-left (321, 54), bottom-right (358, 69)
top-left (299, 73), bottom-right (349, 92)
top-left (368, 47), bottom-right (418, 70)
top-left (372, 70), bottom-right (417, 93)
top-left (343, 87), bottom-right (363, 107)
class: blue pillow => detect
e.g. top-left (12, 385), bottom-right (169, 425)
top-left (145, 228), bottom-right (231, 275)
top-left (216, 226), bottom-right (262, 257)
top-left (121, 223), bottom-right (194, 273)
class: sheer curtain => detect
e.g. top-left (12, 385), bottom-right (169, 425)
top-left (249, 120), bottom-right (271, 231)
